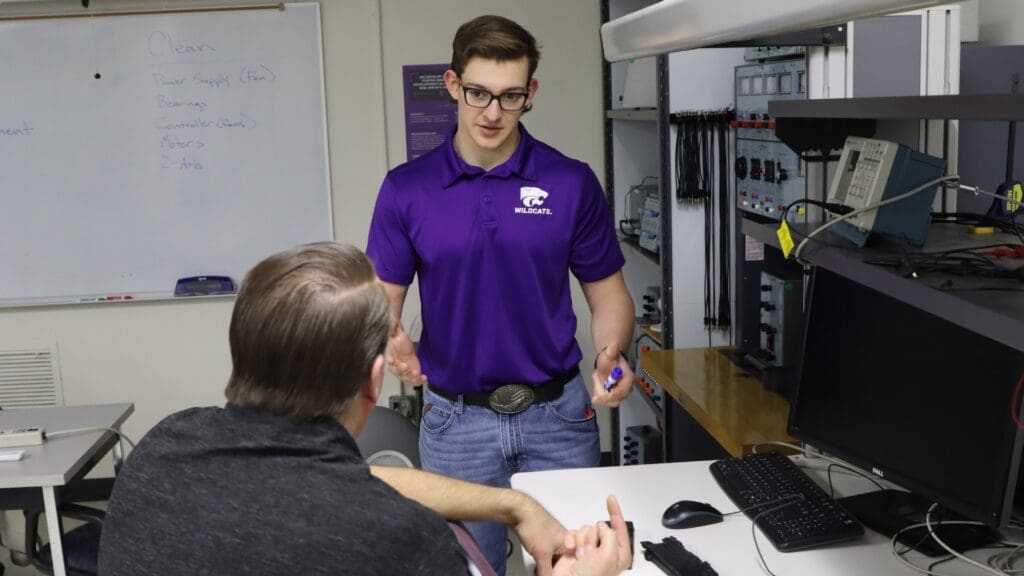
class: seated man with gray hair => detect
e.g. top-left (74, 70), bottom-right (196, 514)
top-left (98, 242), bottom-right (629, 576)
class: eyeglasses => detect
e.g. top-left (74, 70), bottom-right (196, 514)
top-left (459, 83), bottom-right (530, 112)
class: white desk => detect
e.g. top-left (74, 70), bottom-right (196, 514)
top-left (512, 458), bottom-right (993, 575)
top-left (0, 403), bottom-right (134, 576)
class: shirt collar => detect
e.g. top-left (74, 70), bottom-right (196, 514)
top-left (440, 123), bottom-right (537, 188)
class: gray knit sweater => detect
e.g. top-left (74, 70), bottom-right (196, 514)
top-left (98, 404), bottom-right (469, 575)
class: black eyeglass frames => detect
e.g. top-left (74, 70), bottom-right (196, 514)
top-left (459, 83), bottom-right (530, 112)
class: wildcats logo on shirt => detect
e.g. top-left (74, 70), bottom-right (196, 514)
top-left (516, 186), bottom-right (553, 215)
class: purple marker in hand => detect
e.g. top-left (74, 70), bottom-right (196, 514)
top-left (603, 366), bottom-right (624, 391)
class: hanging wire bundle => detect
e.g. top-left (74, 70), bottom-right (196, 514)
top-left (671, 109), bottom-right (735, 335)
top-left (672, 109), bottom-right (733, 203)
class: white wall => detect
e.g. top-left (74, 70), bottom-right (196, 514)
top-left (378, 0), bottom-right (604, 171)
top-left (0, 0), bottom-right (607, 447)
top-left (976, 0), bottom-right (1024, 45)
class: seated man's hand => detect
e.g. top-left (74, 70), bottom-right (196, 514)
top-left (511, 495), bottom-right (569, 576)
top-left (552, 495), bottom-right (631, 576)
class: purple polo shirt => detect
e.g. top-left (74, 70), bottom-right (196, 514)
top-left (367, 125), bottom-right (624, 394)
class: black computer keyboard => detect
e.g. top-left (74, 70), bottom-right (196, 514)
top-left (710, 452), bottom-right (864, 552)
top-left (641, 536), bottom-right (718, 576)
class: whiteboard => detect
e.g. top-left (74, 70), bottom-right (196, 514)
top-left (0, 3), bottom-right (332, 307)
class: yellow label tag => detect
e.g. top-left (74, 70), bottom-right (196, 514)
top-left (1009, 183), bottom-right (1023, 213)
top-left (777, 221), bottom-right (795, 258)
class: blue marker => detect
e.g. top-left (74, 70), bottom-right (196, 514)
top-left (603, 366), bottom-right (624, 391)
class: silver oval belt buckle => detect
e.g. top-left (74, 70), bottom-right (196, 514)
top-left (488, 384), bottom-right (535, 414)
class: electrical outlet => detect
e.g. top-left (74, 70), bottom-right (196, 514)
top-left (389, 395), bottom-right (414, 419)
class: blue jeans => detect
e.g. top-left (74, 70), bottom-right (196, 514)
top-left (419, 374), bottom-right (600, 576)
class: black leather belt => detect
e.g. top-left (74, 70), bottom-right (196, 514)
top-left (428, 369), bottom-right (580, 414)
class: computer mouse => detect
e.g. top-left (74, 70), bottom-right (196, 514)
top-left (661, 500), bottom-right (724, 529)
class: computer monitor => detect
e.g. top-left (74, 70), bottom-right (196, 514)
top-left (789, 267), bottom-right (1024, 532)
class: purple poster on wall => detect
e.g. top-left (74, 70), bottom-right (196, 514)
top-left (403, 64), bottom-right (457, 161)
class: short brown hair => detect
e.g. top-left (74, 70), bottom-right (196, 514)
top-left (224, 242), bottom-right (390, 420)
top-left (451, 15), bottom-right (541, 80)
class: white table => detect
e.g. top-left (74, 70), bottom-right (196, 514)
top-left (512, 458), bottom-right (996, 575)
top-left (0, 403), bottom-right (134, 576)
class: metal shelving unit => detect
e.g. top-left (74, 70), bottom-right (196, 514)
top-left (753, 90), bottom-right (1024, 353)
top-left (742, 217), bottom-right (1024, 350)
top-left (770, 94), bottom-right (1024, 120)
top-left (603, 0), bottom-right (672, 467)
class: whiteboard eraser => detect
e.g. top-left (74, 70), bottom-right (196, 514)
top-left (174, 275), bottom-right (235, 296)
top-left (0, 427), bottom-right (44, 448)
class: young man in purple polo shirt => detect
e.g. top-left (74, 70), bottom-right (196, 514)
top-left (367, 15), bottom-right (635, 574)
